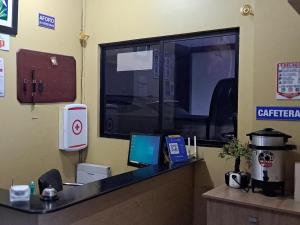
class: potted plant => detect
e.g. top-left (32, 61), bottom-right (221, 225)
top-left (219, 138), bottom-right (251, 172)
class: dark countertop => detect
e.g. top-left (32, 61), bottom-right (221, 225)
top-left (0, 159), bottom-right (199, 214)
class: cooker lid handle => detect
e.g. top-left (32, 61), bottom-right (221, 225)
top-left (264, 128), bottom-right (274, 132)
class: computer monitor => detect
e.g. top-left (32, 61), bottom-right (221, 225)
top-left (127, 134), bottom-right (161, 168)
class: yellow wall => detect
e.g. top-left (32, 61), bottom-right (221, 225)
top-left (83, 0), bottom-right (255, 185)
top-left (251, 1), bottom-right (300, 191)
top-left (253, 1), bottom-right (300, 138)
top-left (1, 0), bottom-right (300, 189)
top-left (83, 0), bottom-right (300, 187)
top-left (0, 0), bottom-right (82, 188)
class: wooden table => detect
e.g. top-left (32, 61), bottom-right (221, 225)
top-left (203, 185), bottom-right (300, 225)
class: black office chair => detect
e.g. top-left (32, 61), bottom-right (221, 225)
top-left (38, 169), bottom-right (63, 194)
top-left (206, 78), bottom-right (237, 141)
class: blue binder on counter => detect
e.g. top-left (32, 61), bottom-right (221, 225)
top-left (165, 135), bottom-right (188, 163)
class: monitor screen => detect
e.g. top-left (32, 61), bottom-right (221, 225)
top-left (128, 134), bottom-right (161, 167)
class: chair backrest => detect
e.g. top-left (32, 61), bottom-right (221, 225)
top-left (38, 169), bottom-right (63, 194)
top-left (207, 78), bottom-right (237, 141)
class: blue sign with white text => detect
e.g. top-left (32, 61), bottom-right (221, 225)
top-left (256, 106), bottom-right (300, 121)
top-left (39, 13), bottom-right (55, 30)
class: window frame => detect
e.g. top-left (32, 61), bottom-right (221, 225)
top-left (99, 27), bottom-right (240, 147)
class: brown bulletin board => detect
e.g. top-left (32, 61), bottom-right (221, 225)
top-left (17, 49), bottom-right (76, 103)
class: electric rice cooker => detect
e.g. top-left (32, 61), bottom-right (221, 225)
top-left (247, 128), bottom-right (296, 196)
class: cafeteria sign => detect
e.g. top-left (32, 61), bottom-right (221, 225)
top-left (276, 62), bottom-right (300, 100)
top-left (256, 106), bottom-right (300, 121)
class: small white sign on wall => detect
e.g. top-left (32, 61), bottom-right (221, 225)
top-left (276, 62), bottom-right (300, 100)
top-left (0, 33), bottom-right (10, 51)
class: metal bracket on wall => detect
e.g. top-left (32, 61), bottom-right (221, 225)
top-left (30, 69), bottom-right (44, 103)
top-left (240, 4), bottom-right (254, 16)
top-left (79, 32), bottom-right (89, 47)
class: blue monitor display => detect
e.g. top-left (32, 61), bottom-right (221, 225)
top-left (128, 134), bottom-right (161, 167)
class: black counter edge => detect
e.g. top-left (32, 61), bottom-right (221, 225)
top-left (0, 159), bottom-right (200, 214)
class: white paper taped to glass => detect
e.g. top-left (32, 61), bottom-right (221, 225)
top-left (117, 50), bottom-right (153, 72)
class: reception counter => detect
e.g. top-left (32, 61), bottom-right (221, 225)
top-left (0, 159), bottom-right (206, 225)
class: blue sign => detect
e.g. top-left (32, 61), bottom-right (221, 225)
top-left (39, 13), bottom-right (55, 30)
top-left (256, 106), bottom-right (300, 121)
top-left (165, 136), bottom-right (188, 163)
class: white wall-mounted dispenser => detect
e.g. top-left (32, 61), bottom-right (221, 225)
top-left (59, 104), bottom-right (88, 151)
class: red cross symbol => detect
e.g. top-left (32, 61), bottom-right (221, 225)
top-left (72, 119), bottom-right (83, 135)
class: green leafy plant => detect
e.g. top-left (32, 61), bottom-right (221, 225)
top-left (219, 138), bottom-right (251, 172)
